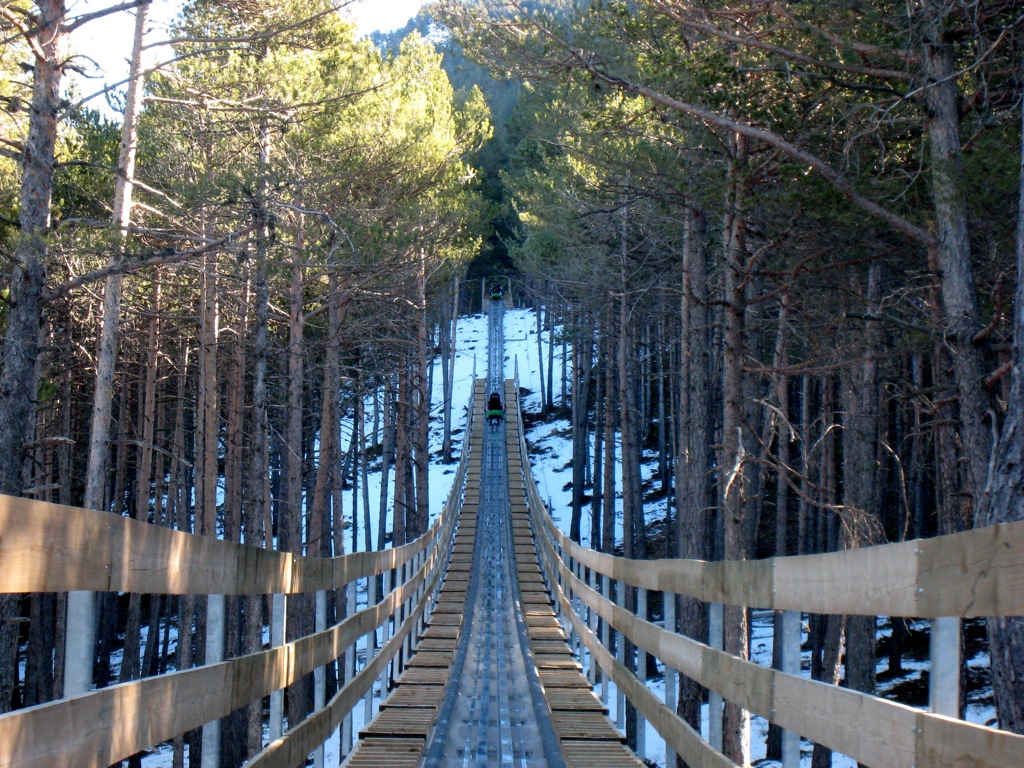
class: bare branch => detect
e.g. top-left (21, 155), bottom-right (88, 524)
top-left (45, 225), bottom-right (256, 300)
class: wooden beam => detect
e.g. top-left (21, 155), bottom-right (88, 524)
top-left (0, 494), bottom-right (436, 595)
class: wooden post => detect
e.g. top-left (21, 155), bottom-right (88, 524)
top-left (379, 568), bottom-right (393, 700)
top-left (781, 609), bottom-right (801, 768)
top-left (930, 616), bottom-right (960, 717)
top-left (269, 593), bottom-right (287, 741)
top-left (415, 551), bottom-right (425, 645)
top-left (402, 560), bottom-right (413, 667)
top-left (393, 562), bottom-right (404, 682)
top-left (601, 575), bottom-right (611, 704)
top-left (201, 594), bottom-right (225, 768)
top-left (568, 557), bottom-right (579, 654)
top-left (664, 591), bottom-right (677, 768)
top-left (615, 582), bottom-right (625, 731)
top-left (313, 590), bottom-right (326, 768)
top-left (588, 567), bottom-right (598, 686)
top-left (709, 602), bottom-right (724, 750)
top-left (343, 580), bottom-right (357, 756)
top-left (554, 544), bottom-right (564, 623)
top-left (637, 586), bottom-right (647, 760)
top-left (364, 574), bottom-right (378, 724)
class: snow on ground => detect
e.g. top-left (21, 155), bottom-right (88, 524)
top-left (504, 307), bottom-right (993, 768)
top-left (136, 306), bottom-right (992, 767)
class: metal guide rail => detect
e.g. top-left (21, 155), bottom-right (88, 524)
top-left (347, 295), bottom-right (645, 767)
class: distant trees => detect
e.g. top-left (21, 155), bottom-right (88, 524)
top-left (439, 0), bottom-right (1024, 757)
top-left (0, 1), bottom-right (488, 758)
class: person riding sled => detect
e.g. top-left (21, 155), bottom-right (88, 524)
top-left (486, 392), bottom-right (504, 426)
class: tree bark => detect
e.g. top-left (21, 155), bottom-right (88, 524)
top-left (842, 264), bottom-right (884, 719)
top-left (442, 276), bottom-right (459, 462)
top-left (721, 134), bottom-right (750, 764)
top-left (677, 204), bottom-right (711, 752)
top-left (602, 326), bottom-right (617, 556)
top-left (378, 376), bottom-right (396, 551)
top-left (974, 61), bottom-right (1024, 735)
top-left (0, 0), bottom-right (66, 500)
top-left (393, 365), bottom-right (411, 546)
top-left (919, 1), bottom-right (992, 505)
top-left (766, 291), bottom-right (792, 761)
top-left (412, 251), bottom-right (431, 538)
top-left (283, 217), bottom-right (312, 725)
top-left (590, 332), bottom-right (604, 553)
top-left (570, 316), bottom-right (592, 543)
top-left (311, 271), bottom-right (343, 559)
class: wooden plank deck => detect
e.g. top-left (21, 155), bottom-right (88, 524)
top-left (503, 379), bottom-right (644, 768)
top-left (343, 386), bottom-right (487, 768)
top-left (346, 380), bottom-right (643, 768)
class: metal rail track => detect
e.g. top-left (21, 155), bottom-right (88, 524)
top-left (346, 299), bottom-right (642, 768)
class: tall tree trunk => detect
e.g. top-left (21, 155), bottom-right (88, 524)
top-left (677, 204), bottom-right (712, 752)
top-left (570, 318), bottom-right (592, 543)
top-left (360, 388), bottom-right (373, 553)
top-left (393, 365), bottom-right (411, 546)
top-left (618, 200), bottom-right (646, 749)
top-left (766, 291), bottom-right (792, 762)
top-left (412, 251), bottom-right (431, 538)
top-left (0, 0), bottom-right (66, 502)
top-left (602, 328), bottom-right (617, 557)
top-left (842, 265), bottom-right (883, 743)
top-left (811, 376), bottom-right (844, 768)
top-left (121, 272), bottom-right (161, 766)
top-left (590, 332), bottom-right (605, 553)
top-left (720, 134), bottom-right (751, 763)
top-left (974, 65), bottom-right (1024, 735)
top-left (311, 272), bottom-right (343, 558)
top-left (442, 276), bottom-right (459, 462)
top-left (66, 2), bottom-right (152, 702)
top-left (919, 1), bottom-right (992, 505)
top-left (199, 251), bottom-right (219, 541)
top-left (536, 302), bottom-right (547, 414)
top-left (242, 119), bottom-right (273, 757)
top-left (546, 304), bottom-right (555, 413)
top-left (656, 319), bottom-right (669, 504)
top-left (283, 220), bottom-right (311, 726)
top-left (378, 376), bottom-right (396, 550)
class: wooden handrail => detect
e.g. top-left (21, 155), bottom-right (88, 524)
top-left (245, 382), bottom-right (480, 765)
top-left (0, 493), bottom-right (437, 595)
top-left (544, 521), bottom-right (1024, 618)
top-left (508, 374), bottom-right (1024, 768)
top-left (0, 384), bottom-right (481, 768)
top-left (540, 529), bottom-right (1024, 768)
top-left (0, 562), bottom-right (430, 768)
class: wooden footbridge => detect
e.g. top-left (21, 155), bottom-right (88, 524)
top-left (1, 300), bottom-right (1024, 768)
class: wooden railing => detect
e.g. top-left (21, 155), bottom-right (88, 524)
top-left (510, 385), bottom-right (1024, 768)
top-left (0, 395), bottom-right (476, 768)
